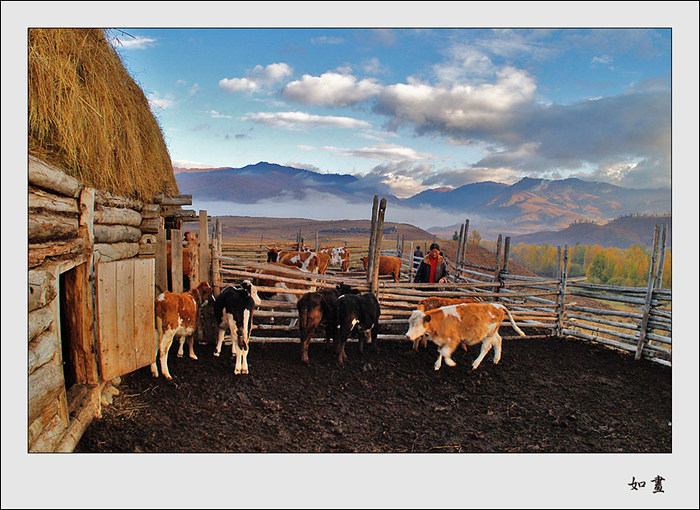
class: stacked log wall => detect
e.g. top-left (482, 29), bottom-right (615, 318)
top-left (27, 156), bottom-right (159, 451)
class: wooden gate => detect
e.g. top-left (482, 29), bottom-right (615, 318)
top-left (95, 258), bottom-right (156, 381)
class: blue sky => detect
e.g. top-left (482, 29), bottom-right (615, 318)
top-left (108, 25), bottom-right (673, 200)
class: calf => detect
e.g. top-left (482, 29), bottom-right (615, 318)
top-left (404, 303), bottom-right (525, 371)
top-left (360, 254), bottom-right (402, 282)
top-left (334, 293), bottom-right (381, 365)
top-left (213, 281), bottom-right (262, 375)
top-left (267, 247), bottom-right (327, 274)
top-left (412, 296), bottom-right (482, 351)
top-left (151, 281), bottom-right (213, 380)
top-left (296, 283), bottom-right (359, 365)
top-left (320, 246), bottom-right (350, 271)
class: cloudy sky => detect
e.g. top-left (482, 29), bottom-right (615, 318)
top-left (108, 24), bottom-right (672, 200)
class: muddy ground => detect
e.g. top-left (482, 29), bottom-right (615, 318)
top-left (76, 324), bottom-right (671, 454)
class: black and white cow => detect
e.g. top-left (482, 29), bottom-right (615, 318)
top-left (213, 280), bottom-right (261, 375)
top-left (296, 283), bottom-right (359, 365)
top-left (333, 292), bottom-right (381, 365)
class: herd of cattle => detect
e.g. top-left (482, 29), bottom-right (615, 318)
top-left (151, 243), bottom-right (525, 380)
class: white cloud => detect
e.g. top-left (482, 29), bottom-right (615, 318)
top-left (310, 36), bottom-right (345, 45)
top-left (375, 67), bottom-right (537, 134)
top-left (110, 35), bottom-right (156, 50)
top-left (147, 92), bottom-right (175, 110)
top-left (242, 111), bottom-right (371, 130)
top-left (283, 72), bottom-right (382, 107)
top-left (219, 62), bottom-right (292, 95)
top-left (173, 160), bottom-right (215, 169)
top-left (345, 143), bottom-right (437, 162)
top-left (219, 77), bottom-right (260, 93)
top-left (209, 110), bottom-right (232, 119)
top-left (252, 62), bottom-right (293, 82)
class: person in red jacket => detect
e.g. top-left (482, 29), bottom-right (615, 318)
top-left (413, 243), bottom-right (449, 283)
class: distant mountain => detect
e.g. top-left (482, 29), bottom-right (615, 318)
top-left (175, 162), bottom-right (670, 237)
top-left (175, 161), bottom-right (398, 204)
top-left (414, 177), bottom-right (670, 234)
top-left (509, 215), bottom-right (672, 250)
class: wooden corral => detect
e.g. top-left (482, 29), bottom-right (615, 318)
top-left (206, 201), bottom-right (671, 368)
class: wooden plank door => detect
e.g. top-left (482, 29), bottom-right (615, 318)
top-left (96, 258), bottom-right (156, 381)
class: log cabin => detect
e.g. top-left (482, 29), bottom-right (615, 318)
top-left (26, 28), bottom-right (203, 452)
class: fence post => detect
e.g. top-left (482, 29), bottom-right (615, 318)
top-left (367, 195), bottom-right (379, 285)
top-left (198, 210), bottom-right (210, 285)
top-left (456, 223), bottom-right (464, 268)
top-left (401, 233), bottom-right (405, 258)
top-left (493, 234), bottom-right (503, 301)
top-left (370, 198), bottom-right (387, 294)
top-left (635, 225), bottom-right (662, 360)
top-left (408, 241), bottom-right (415, 283)
top-left (212, 219), bottom-right (222, 295)
top-left (556, 245), bottom-right (569, 338)
top-left (171, 228), bottom-right (183, 294)
top-left (155, 217), bottom-right (167, 296)
top-left (461, 220), bottom-right (470, 266)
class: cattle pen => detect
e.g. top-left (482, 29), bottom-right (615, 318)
top-left (192, 201), bottom-right (671, 368)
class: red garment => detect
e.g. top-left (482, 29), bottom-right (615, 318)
top-left (428, 251), bottom-right (438, 283)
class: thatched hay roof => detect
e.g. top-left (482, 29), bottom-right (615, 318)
top-left (28, 28), bottom-right (178, 201)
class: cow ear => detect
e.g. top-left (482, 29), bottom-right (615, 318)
top-left (424, 314), bottom-right (432, 324)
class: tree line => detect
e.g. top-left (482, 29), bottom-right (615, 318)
top-left (482, 241), bottom-right (671, 289)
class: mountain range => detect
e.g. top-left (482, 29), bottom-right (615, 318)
top-left (175, 162), bottom-right (671, 239)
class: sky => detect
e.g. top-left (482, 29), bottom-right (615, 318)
top-left (107, 25), bottom-right (673, 202)
top-left (2, 3), bottom-right (699, 509)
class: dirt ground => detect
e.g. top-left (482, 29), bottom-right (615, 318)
top-left (76, 324), bottom-right (671, 454)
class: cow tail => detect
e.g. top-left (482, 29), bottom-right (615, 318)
top-left (504, 307), bottom-right (525, 336)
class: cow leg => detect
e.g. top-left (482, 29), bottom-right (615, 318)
top-left (177, 336), bottom-right (186, 357)
top-left (440, 344), bottom-right (457, 367)
top-left (492, 332), bottom-right (502, 365)
top-left (151, 322), bottom-right (162, 377)
top-left (214, 327), bottom-right (226, 357)
top-left (434, 352), bottom-right (443, 371)
top-left (239, 308), bottom-right (251, 374)
top-left (233, 342), bottom-right (243, 375)
top-left (186, 336), bottom-right (197, 360)
top-left (472, 338), bottom-right (494, 370)
top-left (159, 331), bottom-right (176, 380)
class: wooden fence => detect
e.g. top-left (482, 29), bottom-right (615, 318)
top-left (162, 207), bottom-right (672, 367)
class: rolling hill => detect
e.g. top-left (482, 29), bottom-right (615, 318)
top-left (175, 162), bottom-right (670, 237)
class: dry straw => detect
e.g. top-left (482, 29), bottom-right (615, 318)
top-left (28, 28), bottom-right (178, 201)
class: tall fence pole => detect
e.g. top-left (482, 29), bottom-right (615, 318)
top-left (635, 225), bottom-right (662, 360)
top-left (155, 217), bottom-right (167, 296)
top-left (370, 198), bottom-right (387, 294)
top-left (367, 195), bottom-right (379, 285)
top-left (493, 234), bottom-right (503, 301)
top-left (456, 223), bottom-right (464, 269)
top-left (198, 210), bottom-right (209, 285)
top-left (171, 228), bottom-right (183, 294)
top-left (212, 218), bottom-right (222, 295)
top-left (461, 220), bottom-right (470, 266)
top-left (556, 245), bottom-right (570, 337)
top-left (408, 241), bottom-right (415, 282)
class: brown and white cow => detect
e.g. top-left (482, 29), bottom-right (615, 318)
top-left (253, 262), bottom-right (315, 305)
top-left (412, 296), bottom-right (482, 351)
top-left (320, 246), bottom-right (350, 271)
top-left (151, 281), bottom-right (213, 380)
top-left (267, 248), bottom-right (329, 274)
top-left (360, 254), bottom-right (402, 282)
top-left (404, 302), bottom-right (525, 371)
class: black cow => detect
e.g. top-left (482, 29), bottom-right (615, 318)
top-left (333, 292), bottom-right (381, 365)
top-left (296, 283), bottom-right (359, 365)
top-left (213, 281), bottom-right (261, 375)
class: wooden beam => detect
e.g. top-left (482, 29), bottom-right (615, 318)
top-left (28, 155), bottom-right (82, 198)
top-left (154, 193), bottom-right (193, 206)
top-left (199, 210), bottom-right (210, 285)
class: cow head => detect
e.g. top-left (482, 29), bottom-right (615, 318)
top-left (335, 283), bottom-right (359, 297)
top-left (404, 309), bottom-right (430, 341)
top-left (190, 281), bottom-right (214, 305)
top-left (360, 256), bottom-right (369, 270)
top-left (240, 279), bottom-right (262, 307)
top-left (267, 247), bottom-right (279, 263)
